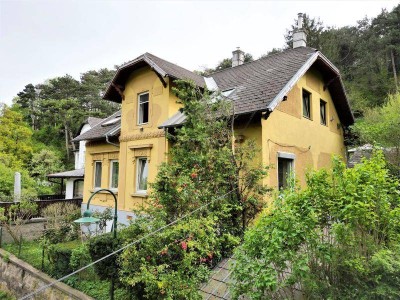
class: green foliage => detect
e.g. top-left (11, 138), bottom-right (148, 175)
top-left (0, 106), bottom-right (33, 167)
top-left (65, 276), bottom-right (132, 300)
top-left (42, 202), bottom-right (81, 244)
top-left (118, 80), bottom-right (265, 299)
top-left (47, 243), bottom-right (73, 277)
top-left (285, 14), bottom-right (324, 49)
top-left (284, 5), bottom-right (400, 113)
top-left (87, 232), bottom-right (122, 280)
top-left (353, 93), bottom-right (400, 176)
top-left (0, 290), bottom-right (16, 300)
top-left (233, 152), bottom-right (400, 299)
top-left (69, 244), bottom-right (95, 279)
top-left (119, 216), bottom-right (237, 299)
top-left (0, 201), bottom-right (38, 243)
top-left (13, 68), bottom-right (119, 166)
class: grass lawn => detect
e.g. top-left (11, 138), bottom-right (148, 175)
top-left (2, 239), bottom-right (131, 299)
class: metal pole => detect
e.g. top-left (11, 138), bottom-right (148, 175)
top-left (85, 188), bottom-right (118, 300)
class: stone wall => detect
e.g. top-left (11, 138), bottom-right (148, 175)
top-left (0, 248), bottom-right (93, 300)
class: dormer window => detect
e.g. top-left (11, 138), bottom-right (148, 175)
top-left (138, 92), bottom-right (149, 125)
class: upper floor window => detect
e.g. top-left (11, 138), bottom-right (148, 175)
top-left (136, 157), bottom-right (149, 193)
top-left (94, 161), bottom-right (102, 188)
top-left (320, 100), bottom-right (327, 125)
top-left (138, 92), bottom-right (149, 125)
top-left (109, 160), bottom-right (119, 190)
top-left (302, 89), bottom-right (311, 119)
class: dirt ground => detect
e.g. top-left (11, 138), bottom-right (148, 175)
top-left (0, 219), bottom-right (45, 245)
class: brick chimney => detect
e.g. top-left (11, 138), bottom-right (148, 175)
top-left (293, 13), bottom-right (307, 48)
top-left (232, 47), bottom-right (245, 67)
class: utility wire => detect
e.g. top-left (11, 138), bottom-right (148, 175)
top-left (19, 187), bottom-right (238, 300)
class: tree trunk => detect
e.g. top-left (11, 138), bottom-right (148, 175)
top-left (390, 49), bottom-right (398, 92)
top-left (69, 130), bottom-right (76, 152)
top-left (64, 123), bottom-right (70, 159)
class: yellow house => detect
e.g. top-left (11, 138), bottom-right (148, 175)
top-left (73, 22), bottom-right (353, 224)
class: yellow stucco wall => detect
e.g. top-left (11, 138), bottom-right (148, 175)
top-left (82, 65), bottom-right (347, 214)
top-left (261, 67), bottom-right (346, 188)
top-left (82, 143), bottom-right (120, 209)
top-left (83, 66), bottom-right (181, 214)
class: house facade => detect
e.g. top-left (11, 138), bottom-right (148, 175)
top-left (73, 17), bottom-right (354, 224)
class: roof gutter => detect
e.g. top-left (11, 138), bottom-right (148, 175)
top-left (105, 125), bottom-right (121, 148)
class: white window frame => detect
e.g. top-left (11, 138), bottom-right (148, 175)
top-left (137, 92), bottom-right (149, 125)
top-left (109, 160), bottom-right (119, 190)
top-left (136, 157), bottom-right (149, 194)
top-left (93, 161), bottom-right (102, 189)
top-left (277, 152), bottom-right (295, 190)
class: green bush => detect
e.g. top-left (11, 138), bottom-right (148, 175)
top-left (70, 244), bottom-right (94, 279)
top-left (232, 152), bottom-right (400, 299)
top-left (47, 244), bottom-right (73, 278)
top-left (87, 232), bottom-right (122, 280)
top-left (119, 216), bottom-right (240, 299)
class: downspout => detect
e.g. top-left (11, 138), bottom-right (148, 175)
top-left (106, 133), bottom-right (120, 148)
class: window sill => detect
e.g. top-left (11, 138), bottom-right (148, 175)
top-left (303, 116), bottom-right (312, 121)
top-left (131, 193), bottom-right (148, 198)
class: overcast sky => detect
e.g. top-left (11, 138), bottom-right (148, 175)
top-left (0, 0), bottom-right (398, 105)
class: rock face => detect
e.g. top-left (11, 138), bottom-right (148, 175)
top-left (0, 248), bottom-right (93, 300)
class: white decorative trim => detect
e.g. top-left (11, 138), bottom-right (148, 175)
top-left (277, 152), bottom-right (296, 160)
top-left (268, 52), bottom-right (319, 111)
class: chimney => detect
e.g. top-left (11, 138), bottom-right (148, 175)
top-left (232, 47), bottom-right (245, 67)
top-left (293, 13), bottom-right (307, 48)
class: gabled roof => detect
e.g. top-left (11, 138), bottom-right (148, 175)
top-left (103, 52), bottom-right (205, 102)
top-left (210, 47), bottom-right (353, 126)
top-left (103, 47), bottom-right (354, 131)
top-left (72, 111), bottom-right (121, 142)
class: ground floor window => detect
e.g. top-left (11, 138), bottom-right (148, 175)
top-left (73, 179), bottom-right (84, 198)
top-left (110, 160), bottom-right (119, 190)
top-left (94, 161), bottom-right (102, 188)
top-left (278, 154), bottom-right (294, 189)
top-left (136, 158), bottom-right (149, 193)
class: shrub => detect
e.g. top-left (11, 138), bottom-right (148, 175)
top-left (119, 216), bottom-right (240, 299)
top-left (232, 152), bottom-right (400, 299)
top-left (87, 232), bottom-right (122, 280)
top-left (42, 202), bottom-right (80, 243)
top-left (70, 244), bottom-right (94, 279)
top-left (47, 244), bottom-right (73, 278)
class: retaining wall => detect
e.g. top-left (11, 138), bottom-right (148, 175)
top-left (0, 248), bottom-right (93, 300)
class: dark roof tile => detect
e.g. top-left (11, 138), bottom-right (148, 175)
top-left (72, 111), bottom-right (121, 142)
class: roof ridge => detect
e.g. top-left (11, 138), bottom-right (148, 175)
top-left (208, 47), bottom-right (317, 77)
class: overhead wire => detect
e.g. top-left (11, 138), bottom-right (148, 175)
top-left (19, 187), bottom-right (239, 300)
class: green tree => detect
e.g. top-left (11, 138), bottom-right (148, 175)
top-left (79, 68), bottom-right (119, 116)
top-left (285, 14), bottom-right (325, 49)
top-left (119, 80), bottom-right (269, 298)
top-left (353, 93), bottom-right (400, 176)
top-left (233, 152), bottom-right (400, 299)
top-left (0, 106), bottom-right (33, 167)
top-left (16, 83), bottom-right (39, 129)
top-left (38, 98), bottom-right (84, 163)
